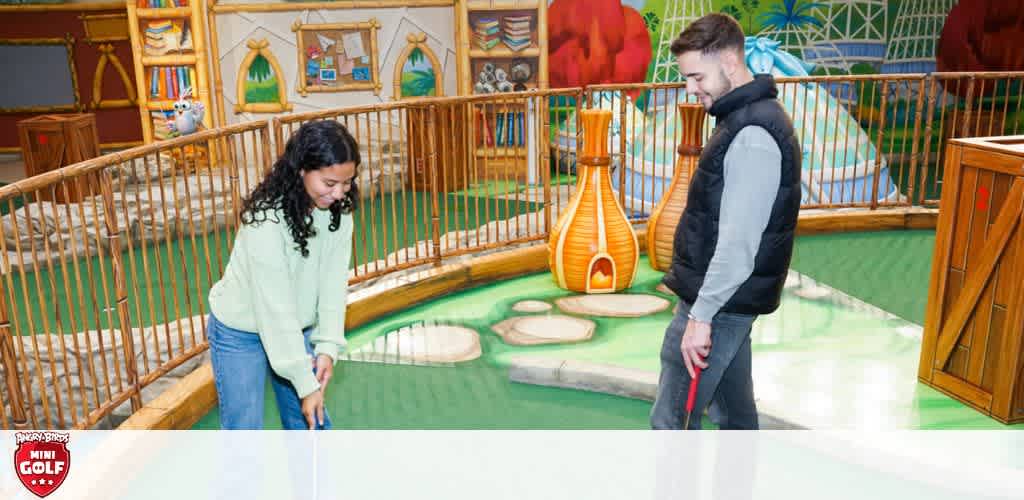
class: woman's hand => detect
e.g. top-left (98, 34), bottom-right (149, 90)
top-left (303, 354), bottom-right (334, 429)
top-left (301, 390), bottom-right (324, 430)
top-left (313, 353), bottom-right (334, 389)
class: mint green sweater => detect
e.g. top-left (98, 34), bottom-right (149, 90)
top-left (208, 208), bottom-right (352, 399)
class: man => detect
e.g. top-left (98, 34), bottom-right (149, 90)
top-left (651, 13), bottom-right (801, 430)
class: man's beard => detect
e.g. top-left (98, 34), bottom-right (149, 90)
top-left (708, 70), bottom-right (733, 104)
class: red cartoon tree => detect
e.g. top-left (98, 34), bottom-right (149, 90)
top-left (548, 0), bottom-right (652, 91)
top-left (936, 0), bottom-right (1024, 97)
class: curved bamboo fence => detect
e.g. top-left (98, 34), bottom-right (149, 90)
top-left (0, 121), bottom-right (272, 429)
top-left (1, 72), bottom-right (1023, 429)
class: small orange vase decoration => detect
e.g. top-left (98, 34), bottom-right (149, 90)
top-left (549, 109), bottom-right (639, 293)
top-left (647, 103), bottom-right (707, 271)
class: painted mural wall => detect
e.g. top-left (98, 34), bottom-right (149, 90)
top-left (202, 0), bottom-right (1024, 126)
top-left (3, 0), bottom-right (1022, 149)
top-left (545, 0), bottom-right (1024, 210)
top-left (213, 5), bottom-right (457, 125)
top-left (546, 0), bottom-right (1024, 90)
top-left (0, 4), bottom-right (143, 150)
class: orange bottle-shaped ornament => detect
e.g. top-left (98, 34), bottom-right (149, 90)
top-left (549, 109), bottom-right (639, 293)
top-left (648, 103), bottom-right (707, 271)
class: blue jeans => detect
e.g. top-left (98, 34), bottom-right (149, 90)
top-left (207, 313), bottom-right (332, 430)
top-left (650, 301), bottom-right (758, 430)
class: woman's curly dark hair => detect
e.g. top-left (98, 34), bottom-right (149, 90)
top-left (240, 120), bottom-right (360, 257)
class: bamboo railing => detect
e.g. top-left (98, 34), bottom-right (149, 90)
top-left (2, 72), bottom-right (1023, 429)
top-left (0, 121), bottom-right (271, 429)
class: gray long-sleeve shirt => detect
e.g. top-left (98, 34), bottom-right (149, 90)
top-left (688, 125), bottom-right (783, 323)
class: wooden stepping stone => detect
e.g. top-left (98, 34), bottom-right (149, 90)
top-left (491, 315), bottom-right (595, 346)
top-left (512, 300), bottom-right (552, 313)
top-left (555, 293), bottom-right (670, 317)
top-left (348, 324), bottom-right (481, 364)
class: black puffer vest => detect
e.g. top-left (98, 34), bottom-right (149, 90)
top-left (662, 74), bottom-right (801, 315)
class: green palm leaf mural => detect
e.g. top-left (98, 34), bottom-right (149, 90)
top-left (401, 69), bottom-right (436, 97)
top-left (245, 54), bottom-right (279, 103)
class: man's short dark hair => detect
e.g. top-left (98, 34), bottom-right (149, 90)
top-left (670, 13), bottom-right (745, 57)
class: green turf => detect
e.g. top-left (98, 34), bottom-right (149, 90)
top-left (2, 177), bottom-right (946, 429)
top-left (192, 260), bottom-right (679, 430)
top-left (351, 191), bottom-right (539, 268)
top-left (789, 229), bottom-right (936, 326)
top-left (192, 358), bottom-right (656, 429)
top-left (450, 174), bottom-right (577, 198)
top-left (451, 180), bottom-right (524, 198)
top-left (192, 237), bottom-right (1009, 431)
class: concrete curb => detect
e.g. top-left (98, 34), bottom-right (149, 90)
top-left (508, 355), bottom-right (805, 429)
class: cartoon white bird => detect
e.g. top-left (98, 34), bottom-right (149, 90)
top-left (167, 87), bottom-right (205, 136)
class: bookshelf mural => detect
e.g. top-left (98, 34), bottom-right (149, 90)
top-left (140, 17), bottom-right (192, 57)
top-left (138, 4), bottom-right (198, 137)
top-left (146, 66), bottom-right (196, 103)
top-left (475, 106), bottom-right (528, 149)
top-left (468, 9), bottom-right (542, 94)
top-left (126, 0), bottom-right (213, 143)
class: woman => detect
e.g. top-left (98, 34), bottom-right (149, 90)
top-left (207, 120), bottom-right (359, 430)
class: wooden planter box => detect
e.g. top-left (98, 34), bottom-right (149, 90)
top-left (17, 113), bottom-right (101, 204)
top-left (920, 134), bottom-right (1024, 424)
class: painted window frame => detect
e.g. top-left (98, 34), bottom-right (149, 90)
top-left (234, 38), bottom-right (293, 114)
top-left (392, 32), bottom-right (443, 100)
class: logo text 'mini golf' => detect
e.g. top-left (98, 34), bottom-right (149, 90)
top-left (14, 432), bottom-right (70, 498)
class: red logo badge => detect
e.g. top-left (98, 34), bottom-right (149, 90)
top-left (14, 432), bottom-right (70, 498)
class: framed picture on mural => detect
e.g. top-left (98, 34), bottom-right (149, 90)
top-left (292, 19), bottom-right (381, 96)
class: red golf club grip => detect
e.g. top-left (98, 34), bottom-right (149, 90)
top-left (686, 362), bottom-right (702, 413)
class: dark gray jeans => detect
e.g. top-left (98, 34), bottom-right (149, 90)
top-left (650, 301), bottom-right (759, 430)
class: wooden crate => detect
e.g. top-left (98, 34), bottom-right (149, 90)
top-left (17, 113), bottom-right (101, 204)
top-left (920, 134), bottom-right (1024, 424)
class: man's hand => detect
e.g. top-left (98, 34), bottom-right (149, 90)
top-left (681, 318), bottom-right (711, 378)
top-left (313, 354), bottom-right (334, 389)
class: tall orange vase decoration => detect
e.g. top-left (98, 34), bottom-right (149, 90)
top-left (549, 109), bottom-right (639, 293)
top-left (647, 103), bottom-right (707, 271)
